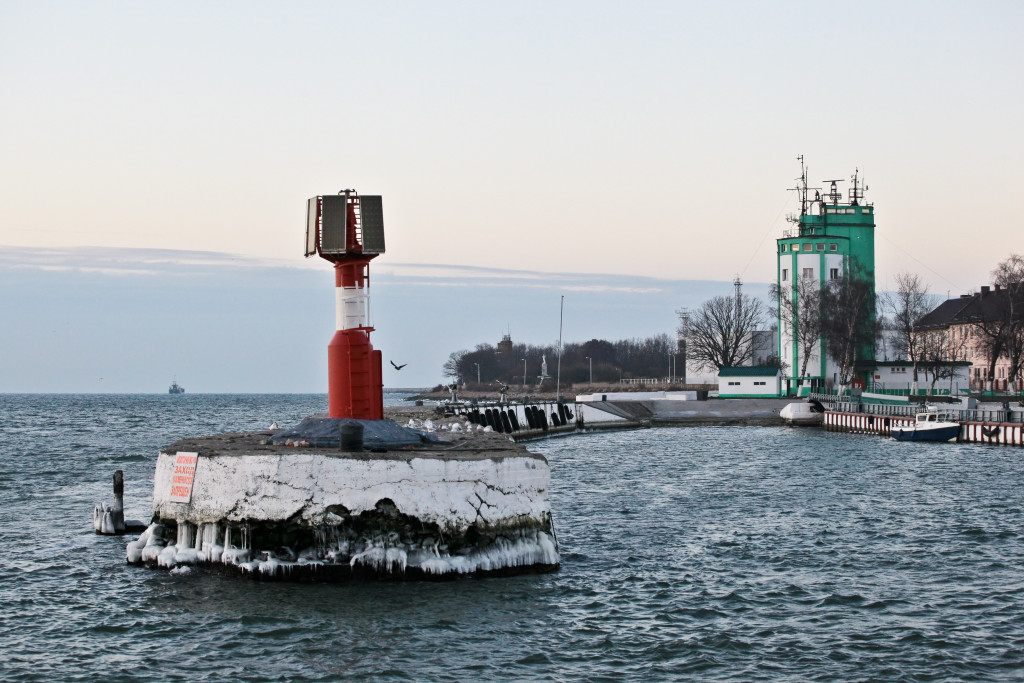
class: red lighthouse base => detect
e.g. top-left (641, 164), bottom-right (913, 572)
top-left (327, 328), bottom-right (383, 419)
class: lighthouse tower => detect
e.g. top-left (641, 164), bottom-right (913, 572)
top-left (305, 190), bottom-right (386, 419)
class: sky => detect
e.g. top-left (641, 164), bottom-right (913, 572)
top-left (0, 246), bottom-right (753, 391)
top-left (1, 1), bottom-right (1022, 391)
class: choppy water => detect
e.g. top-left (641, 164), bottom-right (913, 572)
top-left (2, 394), bottom-right (1024, 681)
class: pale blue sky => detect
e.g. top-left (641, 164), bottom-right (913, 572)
top-left (1, 2), bottom-right (1022, 390)
top-left (0, 246), bottom-right (748, 391)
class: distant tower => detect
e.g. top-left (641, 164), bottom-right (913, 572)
top-left (497, 330), bottom-right (513, 355)
top-left (777, 159), bottom-right (876, 394)
top-left (675, 307), bottom-right (690, 383)
top-left (733, 276), bottom-right (743, 319)
top-left (306, 190), bottom-right (386, 419)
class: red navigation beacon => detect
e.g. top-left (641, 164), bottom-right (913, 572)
top-left (305, 190), bottom-right (386, 419)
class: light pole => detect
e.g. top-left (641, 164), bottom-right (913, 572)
top-left (556, 295), bottom-right (564, 400)
top-left (586, 356), bottom-right (592, 384)
top-left (522, 358), bottom-right (527, 389)
top-left (474, 362), bottom-right (480, 385)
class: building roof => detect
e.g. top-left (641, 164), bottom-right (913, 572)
top-left (916, 296), bottom-right (974, 329)
top-left (917, 287), bottom-right (1024, 330)
top-left (718, 366), bottom-right (782, 377)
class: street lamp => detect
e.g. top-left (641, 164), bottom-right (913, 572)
top-left (586, 356), bottom-right (592, 384)
top-left (522, 358), bottom-right (527, 389)
top-left (474, 362), bottom-right (480, 385)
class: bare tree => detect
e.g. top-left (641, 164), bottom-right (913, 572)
top-left (885, 272), bottom-right (935, 393)
top-left (918, 328), bottom-right (969, 397)
top-left (770, 274), bottom-right (821, 390)
top-left (965, 255), bottom-right (1024, 392)
top-left (685, 293), bottom-right (765, 372)
top-left (819, 263), bottom-right (877, 393)
top-left (992, 254), bottom-right (1024, 393)
top-left (442, 349), bottom-right (467, 381)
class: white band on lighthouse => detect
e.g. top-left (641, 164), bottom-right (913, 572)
top-left (336, 284), bottom-right (370, 330)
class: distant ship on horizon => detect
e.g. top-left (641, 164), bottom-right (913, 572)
top-left (168, 378), bottom-right (185, 395)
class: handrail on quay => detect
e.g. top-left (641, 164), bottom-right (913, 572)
top-left (807, 392), bottom-right (1024, 424)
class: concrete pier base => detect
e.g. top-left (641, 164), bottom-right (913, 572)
top-left (127, 421), bottom-right (559, 580)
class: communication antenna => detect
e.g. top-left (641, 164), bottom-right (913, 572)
top-left (787, 155), bottom-right (821, 223)
top-left (675, 308), bottom-right (690, 383)
top-left (734, 276), bottom-right (743, 320)
top-left (848, 168), bottom-right (865, 205)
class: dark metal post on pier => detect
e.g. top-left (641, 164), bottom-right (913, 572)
top-left (112, 470), bottom-right (125, 533)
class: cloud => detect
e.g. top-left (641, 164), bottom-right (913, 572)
top-left (0, 246), bottom-right (740, 294)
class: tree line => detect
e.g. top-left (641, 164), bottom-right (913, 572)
top-left (442, 335), bottom-right (678, 388)
top-left (441, 254), bottom-right (1024, 394)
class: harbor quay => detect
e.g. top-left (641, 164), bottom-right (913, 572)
top-left (820, 398), bottom-right (1024, 446)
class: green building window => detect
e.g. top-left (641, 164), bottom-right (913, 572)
top-left (829, 243), bottom-right (838, 251)
top-left (816, 243), bottom-right (825, 251)
top-left (802, 243), bottom-right (812, 251)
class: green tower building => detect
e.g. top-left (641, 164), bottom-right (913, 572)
top-left (776, 159), bottom-right (876, 396)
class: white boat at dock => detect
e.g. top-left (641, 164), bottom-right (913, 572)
top-left (780, 400), bottom-right (824, 426)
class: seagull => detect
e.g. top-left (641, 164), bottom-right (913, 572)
top-left (390, 361), bottom-right (407, 370)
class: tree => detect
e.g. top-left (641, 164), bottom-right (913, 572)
top-left (685, 293), bottom-right (765, 372)
top-left (770, 274), bottom-right (821, 388)
top-left (918, 328), bottom-right (968, 397)
top-left (442, 349), bottom-right (467, 381)
top-left (885, 272), bottom-right (935, 393)
top-left (992, 254), bottom-right (1024, 393)
top-left (819, 263), bottom-right (877, 393)
top-left (965, 254), bottom-right (1024, 392)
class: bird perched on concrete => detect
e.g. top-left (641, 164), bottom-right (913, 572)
top-left (390, 361), bottom-right (407, 370)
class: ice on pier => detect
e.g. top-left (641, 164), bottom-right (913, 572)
top-left (93, 503), bottom-right (115, 535)
top-left (126, 519), bottom-right (558, 579)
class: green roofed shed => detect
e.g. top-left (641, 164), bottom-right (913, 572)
top-left (718, 366), bottom-right (782, 397)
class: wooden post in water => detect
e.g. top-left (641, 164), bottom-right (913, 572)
top-left (112, 470), bottom-right (126, 533)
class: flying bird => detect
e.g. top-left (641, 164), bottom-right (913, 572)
top-left (390, 361), bottom-right (407, 370)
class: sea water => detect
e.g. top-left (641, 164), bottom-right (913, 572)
top-left (2, 394), bottom-right (1024, 681)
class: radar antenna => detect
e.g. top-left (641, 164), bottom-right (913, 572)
top-left (822, 179), bottom-right (844, 205)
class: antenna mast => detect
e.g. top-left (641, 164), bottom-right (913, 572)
top-left (848, 168), bottom-right (865, 205)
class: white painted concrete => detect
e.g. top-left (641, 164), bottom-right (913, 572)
top-left (152, 450), bottom-right (552, 535)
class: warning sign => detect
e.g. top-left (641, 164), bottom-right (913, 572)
top-left (169, 452), bottom-right (199, 503)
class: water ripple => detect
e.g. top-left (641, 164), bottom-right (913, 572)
top-left (3, 396), bottom-right (1024, 680)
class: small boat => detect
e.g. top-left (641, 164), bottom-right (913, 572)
top-left (780, 400), bottom-right (824, 426)
top-left (891, 409), bottom-right (959, 442)
top-left (169, 379), bottom-right (185, 395)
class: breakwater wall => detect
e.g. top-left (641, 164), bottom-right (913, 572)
top-left (447, 400), bottom-right (641, 442)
